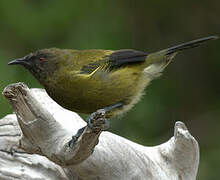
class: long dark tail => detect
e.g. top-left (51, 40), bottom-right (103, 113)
top-left (165, 36), bottom-right (218, 55)
top-left (145, 35), bottom-right (218, 74)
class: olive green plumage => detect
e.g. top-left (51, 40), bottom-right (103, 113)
top-left (8, 36), bottom-right (218, 117)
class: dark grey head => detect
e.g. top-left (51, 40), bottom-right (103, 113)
top-left (8, 49), bottom-right (57, 83)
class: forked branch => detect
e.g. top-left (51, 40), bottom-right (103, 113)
top-left (0, 83), bottom-right (199, 180)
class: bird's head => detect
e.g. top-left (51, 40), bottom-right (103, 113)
top-left (8, 48), bottom-right (59, 83)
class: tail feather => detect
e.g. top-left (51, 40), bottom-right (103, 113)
top-left (165, 36), bottom-right (218, 55)
top-left (144, 35), bottom-right (218, 78)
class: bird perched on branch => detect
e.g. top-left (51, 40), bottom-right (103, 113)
top-left (8, 36), bottom-right (218, 136)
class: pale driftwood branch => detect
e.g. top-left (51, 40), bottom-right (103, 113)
top-left (0, 82), bottom-right (199, 180)
top-left (3, 83), bottom-right (104, 166)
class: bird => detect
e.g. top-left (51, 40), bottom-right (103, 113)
top-left (8, 36), bottom-right (218, 132)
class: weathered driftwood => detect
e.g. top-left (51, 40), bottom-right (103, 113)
top-left (0, 82), bottom-right (199, 180)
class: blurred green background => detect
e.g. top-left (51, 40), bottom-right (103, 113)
top-left (0, 0), bottom-right (219, 179)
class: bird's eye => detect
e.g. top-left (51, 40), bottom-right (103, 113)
top-left (38, 58), bottom-right (45, 62)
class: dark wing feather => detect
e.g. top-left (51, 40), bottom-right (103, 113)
top-left (80, 60), bottom-right (103, 74)
top-left (80, 49), bottom-right (147, 74)
top-left (108, 49), bottom-right (147, 67)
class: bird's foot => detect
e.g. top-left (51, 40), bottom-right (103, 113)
top-left (87, 109), bottom-right (110, 133)
top-left (68, 109), bottom-right (109, 148)
top-left (68, 126), bottom-right (86, 148)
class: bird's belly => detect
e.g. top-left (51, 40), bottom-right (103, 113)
top-left (46, 68), bottom-right (151, 117)
top-left (47, 83), bottom-right (133, 115)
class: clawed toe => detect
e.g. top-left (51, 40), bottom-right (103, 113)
top-left (68, 109), bottom-right (111, 148)
top-left (87, 109), bottom-right (110, 132)
top-left (68, 126), bottom-right (86, 148)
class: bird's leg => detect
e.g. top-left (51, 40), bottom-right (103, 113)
top-left (68, 102), bottom-right (123, 148)
top-left (87, 102), bottom-right (123, 131)
top-left (68, 126), bottom-right (87, 148)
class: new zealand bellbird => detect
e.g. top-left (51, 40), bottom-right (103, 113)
top-left (8, 36), bottom-right (218, 119)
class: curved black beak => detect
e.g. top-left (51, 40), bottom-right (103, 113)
top-left (8, 57), bottom-right (27, 66)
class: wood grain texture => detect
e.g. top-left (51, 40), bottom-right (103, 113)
top-left (0, 83), bottom-right (199, 180)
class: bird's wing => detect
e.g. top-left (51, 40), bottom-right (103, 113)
top-left (80, 49), bottom-right (147, 74)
